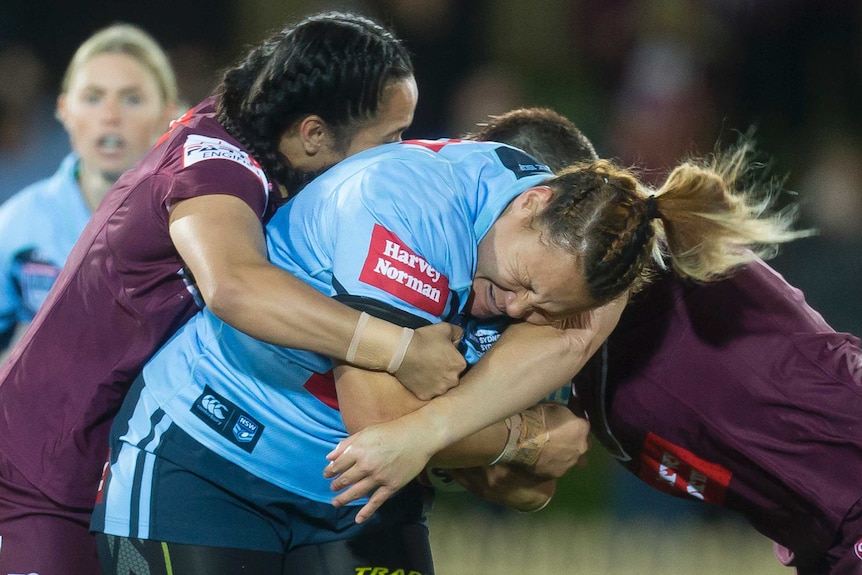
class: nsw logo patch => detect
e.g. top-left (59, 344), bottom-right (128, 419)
top-left (191, 385), bottom-right (264, 453)
top-left (359, 224), bottom-right (450, 316)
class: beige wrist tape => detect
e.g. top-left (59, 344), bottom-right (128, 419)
top-left (491, 405), bottom-right (550, 467)
top-left (345, 312), bottom-right (370, 364)
top-left (490, 413), bottom-right (522, 466)
top-left (345, 312), bottom-right (415, 374)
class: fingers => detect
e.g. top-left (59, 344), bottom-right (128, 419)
top-left (399, 323), bottom-right (465, 400)
top-left (448, 323), bottom-right (464, 344)
top-left (329, 474), bottom-right (400, 525)
top-left (323, 442), bottom-right (351, 478)
top-left (323, 450), bottom-right (376, 492)
top-left (353, 487), bottom-right (398, 524)
top-left (330, 476), bottom-right (380, 508)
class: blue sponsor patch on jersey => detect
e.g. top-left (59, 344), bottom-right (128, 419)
top-left (191, 385), bottom-right (264, 453)
top-left (494, 146), bottom-right (552, 178)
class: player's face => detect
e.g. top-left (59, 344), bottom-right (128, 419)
top-left (57, 52), bottom-right (173, 181)
top-left (471, 187), bottom-right (594, 325)
top-left (339, 75), bottom-right (418, 156)
top-left (283, 75), bottom-right (418, 173)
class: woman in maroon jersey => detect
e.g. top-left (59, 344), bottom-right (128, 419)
top-left (0, 12), bottom-right (465, 575)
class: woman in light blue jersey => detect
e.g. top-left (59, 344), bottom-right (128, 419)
top-left (92, 128), bottom-right (802, 574)
top-left (0, 23), bottom-right (178, 353)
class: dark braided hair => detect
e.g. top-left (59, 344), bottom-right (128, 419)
top-left (215, 12), bottom-right (414, 195)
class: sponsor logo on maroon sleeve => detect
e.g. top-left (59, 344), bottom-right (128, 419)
top-left (638, 432), bottom-right (731, 505)
top-left (182, 134), bottom-right (267, 189)
top-left (359, 224), bottom-right (450, 317)
top-left (854, 538), bottom-right (862, 561)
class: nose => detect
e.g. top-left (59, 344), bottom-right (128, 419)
top-left (102, 96), bottom-right (122, 123)
top-left (503, 291), bottom-right (531, 319)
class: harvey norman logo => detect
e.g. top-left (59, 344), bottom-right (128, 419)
top-left (359, 224), bottom-right (449, 316)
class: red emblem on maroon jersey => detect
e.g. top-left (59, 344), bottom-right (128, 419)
top-left (854, 538), bottom-right (862, 561)
top-left (359, 224), bottom-right (449, 316)
top-left (638, 432), bottom-right (731, 505)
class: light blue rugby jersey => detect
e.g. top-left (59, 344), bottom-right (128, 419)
top-left (0, 153), bottom-right (89, 347)
top-left (140, 139), bottom-right (552, 504)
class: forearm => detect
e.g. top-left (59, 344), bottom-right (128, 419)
top-left (207, 262), bottom-right (365, 361)
top-left (429, 420), bottom-right (508, 468)
top-left (170, 194), bottom-right (402, 369)
top-left (398, 298), bottom-right (626, 455)
top-left (323, 303), bottom-right (622, 518)
top-left (336, 362), bottom-right (509, 469)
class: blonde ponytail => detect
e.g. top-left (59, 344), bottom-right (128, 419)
top-left (539, 140), bottom-right (812, 307)
top-left (651, 142), bottom-right (812, 282)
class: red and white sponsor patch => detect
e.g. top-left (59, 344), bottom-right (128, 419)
top-left (359, 224), bottom-right (450, 317)
top-left (638, 432), bottom-right (731, 505)
top-left (182, 134), bottom-right (267, 189)
top-left (854, 538), bottom-right (862, 561)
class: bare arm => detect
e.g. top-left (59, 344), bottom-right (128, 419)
top-left (167, 194), bottom-right (465, 398)
top-left (334, 362), bottom-right (508, 467)
top-left (324, 295), bottom-right (626, 521)
top-left (333, 354), bottom-right (589, 520)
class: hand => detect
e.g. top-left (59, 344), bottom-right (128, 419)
top-left (395, 322), bottom-right (465, 400)
top-left (529, 403), bottom-right (590, 478)
top-left (324, 414), bottom-right (440, 523)
top-left (451, 464), bottom-right (557, 512)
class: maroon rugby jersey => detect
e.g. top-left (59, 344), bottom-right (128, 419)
top-left (0, 98), bottom-right (278, 508)
top-left (573, 258), bottom-right (862, 562)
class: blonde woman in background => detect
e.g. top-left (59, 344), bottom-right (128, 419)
top-left (0, 24), bottom-right (179, 354)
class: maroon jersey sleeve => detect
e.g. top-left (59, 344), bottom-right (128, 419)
top-left (162, 136), bottom-right (270, 217)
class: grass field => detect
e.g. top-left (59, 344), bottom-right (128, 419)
top-left (429, 498), bottom-right (788, 575)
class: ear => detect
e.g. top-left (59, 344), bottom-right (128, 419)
top-left (55, 94), bottom-right (68, 127)
top-left (512, 186), bottom-right (554, 217)
top-left (297, 115), bottom-right (328, 155)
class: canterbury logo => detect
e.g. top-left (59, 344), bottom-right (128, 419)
top-left (201, 395), bottom-right (228, 421)
top-left (191, 386), bottom-right (264, 453)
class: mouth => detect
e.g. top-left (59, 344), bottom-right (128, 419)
top-left (97, 134), bottom-right (126, 154)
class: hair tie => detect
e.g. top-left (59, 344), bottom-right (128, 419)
top-left (645, 195), bottom-right (659, 220)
